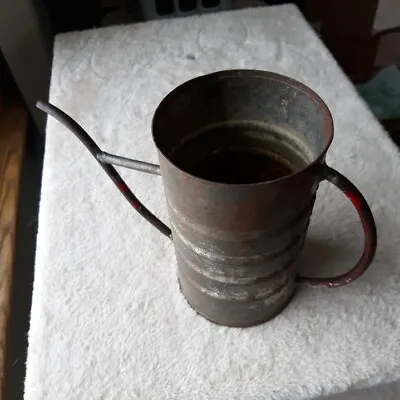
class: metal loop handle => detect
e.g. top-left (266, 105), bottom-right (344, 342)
top-left (297, 164), bottom-right (377, 287)
top-left (37, 101), bottom-right (172, 239)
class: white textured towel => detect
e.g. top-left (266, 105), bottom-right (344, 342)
top-left (25, 5), bottom-right (400, 400)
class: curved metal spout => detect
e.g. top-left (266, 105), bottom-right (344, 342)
top-left (36, 101), bottom-right (172, 239)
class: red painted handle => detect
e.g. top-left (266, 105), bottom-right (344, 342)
top-left (297, 164), bottom-right (377, 287)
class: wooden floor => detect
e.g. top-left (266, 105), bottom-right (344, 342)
top-left (0, 103), bottom-right (27, 399)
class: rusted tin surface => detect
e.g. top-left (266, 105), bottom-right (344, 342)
top-left (152, 70), bottom-right (322, 326)
top-left (160, 152), bottom-right (316, 326)
top-left (37, 70), bottom-right (377, 327)
top-left (152, 70), bottom-right (375, 326)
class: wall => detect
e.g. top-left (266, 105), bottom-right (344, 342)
top-left (374, 0), bottom-right (400, 31)
top-left (0, 0), bottom-right (52, 134)
top-left (374, 0), bottom-right (400, 66)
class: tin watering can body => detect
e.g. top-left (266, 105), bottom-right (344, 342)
top-left (38, 70), bottom-right (377, 327)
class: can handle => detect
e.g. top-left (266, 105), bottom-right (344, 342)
top-left (36, 101), bottom-right (172, 239)
top-left (297, 164), bottom-right (377, 287)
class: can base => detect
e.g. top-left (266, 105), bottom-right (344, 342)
top-left (178, 274), bottom-right (297, 327)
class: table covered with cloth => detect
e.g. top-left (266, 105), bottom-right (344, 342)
top-left (25, 5), bottom-right (400, 400)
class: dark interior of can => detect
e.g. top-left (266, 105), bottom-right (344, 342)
top-left (152, 71), bottom-right (331, 181)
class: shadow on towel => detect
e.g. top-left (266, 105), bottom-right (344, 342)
top-left (298, 237), bottom-right (359, 278)
top-left (314, 379), bottom-right (400, 400)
